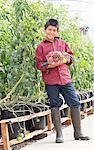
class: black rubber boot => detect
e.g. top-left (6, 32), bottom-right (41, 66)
top-left (51, 107), bottom-right (64, 143)
top-left (71, 107), bottom-right (90, 140)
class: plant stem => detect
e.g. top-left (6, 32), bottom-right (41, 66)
top-left (0, 74), bottom-right (24, 103)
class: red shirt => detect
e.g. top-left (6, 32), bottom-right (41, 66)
top-left (36, 37), bottom-right (74, 85)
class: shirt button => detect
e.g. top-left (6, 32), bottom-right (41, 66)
top-left (60, 74), bottom-right (62, 77)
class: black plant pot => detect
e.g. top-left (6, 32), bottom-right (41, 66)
top-left (32, 103), bottom-right (49, 130)
top-left (76, 92), bottom-right (81, 101)
top-left (60, 109), bottom-right (65, 117)
top-left (81, 102), bottom-right (88, 111)
top-left (34, 116), bottom-right (46, 130)
top-left (87, 101), bottom-right (92, 108)
top-left (80, 93), bottom-right (88, 100)
top-left (25, 103), bottom-right (49, 131)
top-left (24, 105), bottom-right (43, 132)
top-left (88, 91), bottom-right (94, 98)
top-left (1, 105), bottom-right (33, 140)
top-left (80, 103), bottom-right (84, 111)
top-left (61, 107), bottom-right (69, 117)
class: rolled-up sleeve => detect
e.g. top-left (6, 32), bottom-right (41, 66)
top-left (65, 42), bottom-right (74, 65)
top-left (35, 44), bottom-right (48, 72)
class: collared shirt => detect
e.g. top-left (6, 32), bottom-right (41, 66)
top-left (35, 37), bottom-right (74, 85)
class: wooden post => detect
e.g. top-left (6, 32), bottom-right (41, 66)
top-left (92, 100), bottom-right (94, 107)
top-left (47, 113), bottom-right (52, 130)
top-left (1, 123), bottom-right (11, 150)
top-left (67, 107), bottom-right (71, 118)
top-left (62, 119), bottom-right (71, 126)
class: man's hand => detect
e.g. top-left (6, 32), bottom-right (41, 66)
top-left (62, 52), bottom-right (71, 63)
top-left (46, 51), bottom-right (67, 68)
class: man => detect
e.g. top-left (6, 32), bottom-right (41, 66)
top-left (36, 18), bottom-right (90, 143)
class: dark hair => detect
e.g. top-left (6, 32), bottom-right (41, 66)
top-left (44, 19), bottom-right (59, 31)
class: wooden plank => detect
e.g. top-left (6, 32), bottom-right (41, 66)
top-left (86, 107), bottom-right (94, 115)
top-left (44, 129), bottom-right (54, 136)
top-left (0, 103), bottom-right (69, 124)
top-left (80, 96), bottom-right (94, 104)
top-left (67, 107), bottom-right (71, 118)
top-left (1, 98), bottom-right (94, 124)
top-left (9, 117), bottom-right (71, 146)
top-left (9, 127), bottom-right (48, 146)
top-left (62, 119), bottom-right (71, 126)
top-left (61, 117), bottom-right (71, 125)
top-left (80, 106), bottom-right (94, 116)
top-left (92, 100), bottom-right (94, 107)
top-left (0, 110), bottom-right (51, 124)
top-left (47, 113), bottom-right (52, 130)
top-left (50, 118), bottom-right (71, 130)
top-left (1, 123), bottom-right (11, 150)
top-left (60, 104), bottom-right (68, 110)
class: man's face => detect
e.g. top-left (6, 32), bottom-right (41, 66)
top-left (45, 25), bottom-right (58, 41)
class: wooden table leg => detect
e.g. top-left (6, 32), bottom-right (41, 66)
top-left (1, 123), bottom-right (11, 150)
top-left (92, 100), bottom-right (94, 107)
top-left (47, 113), bottom-right (52, 131)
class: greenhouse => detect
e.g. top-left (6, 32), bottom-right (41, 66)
top-left (0, 0), bottom-right (94, 150)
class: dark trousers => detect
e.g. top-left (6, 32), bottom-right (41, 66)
top-left (45, 83), bottom-right (80, 108)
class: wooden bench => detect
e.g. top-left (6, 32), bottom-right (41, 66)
top-left (80, 97), bottom-right (94, 115)
top-left (0, 96), bottom-right (94, 150)
top-left (0, 107), bottom-right (71, 150)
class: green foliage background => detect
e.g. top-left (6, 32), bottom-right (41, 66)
top-left (0, 0), bottom-right (94, 106)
